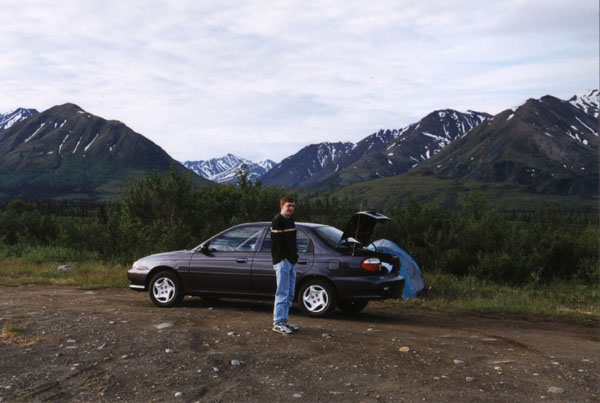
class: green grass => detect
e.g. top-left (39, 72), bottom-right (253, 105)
top-left (0, 256), bottom-right (129, 289)
top-left (1, 322), bottom-right (24, 338)
top-left (0, 245), bottom-right (100, 263)
top-left (392, 272), bottom-right (599, 321)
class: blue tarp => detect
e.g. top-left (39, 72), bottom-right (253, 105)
top-left (369, 239), bottom-right (425, 300)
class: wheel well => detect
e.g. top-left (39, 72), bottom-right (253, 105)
top-left (145, 266), bottom-right (181, 290)
top-left (295, 275), bottom-right (338, 302)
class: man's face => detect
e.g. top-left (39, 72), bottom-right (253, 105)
top-left (281, 202), bottom-right (295, 217)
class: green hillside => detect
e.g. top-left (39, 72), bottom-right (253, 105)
top-left (331, 171), bottom-right (599, 211)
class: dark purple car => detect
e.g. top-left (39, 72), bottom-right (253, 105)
top-left (128, 212), bottom-right (405, 317)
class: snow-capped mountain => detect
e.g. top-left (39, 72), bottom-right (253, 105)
top-left (569, 89), bottom-right (599, 118)
top-left (0, 108), bottom-right (38, 131)
top-left (342, 109), bottom-right (491, 178)
top-left (184, 154), bottom-right (276, 184)
top-left (261, 142), bottom-right (356, 188)
top-left (418, 91), bottom-right (599, 196)
top-left (262, 109), bottom-right (490, 189)
top-left (0, 103), bottom-right (209, 200)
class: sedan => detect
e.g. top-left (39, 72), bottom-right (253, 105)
top-left (128, 212), bottom-right (405, 317)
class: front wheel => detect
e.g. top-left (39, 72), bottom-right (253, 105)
top-left (149, 271), bottom-right (184, 308)
top-left (298, 279), bottom-right (337, 317)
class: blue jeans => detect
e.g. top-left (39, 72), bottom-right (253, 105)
top-left (273, 259), bottom-right (297, 325)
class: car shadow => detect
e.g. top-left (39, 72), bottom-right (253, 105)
top-left (178, 296), bottom-right (410, 325)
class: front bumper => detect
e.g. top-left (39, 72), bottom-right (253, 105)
top-left (127, 269), bottom-right (148, 292)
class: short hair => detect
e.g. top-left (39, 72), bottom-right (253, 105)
top-left (280, 196), bottom-right (295, 208)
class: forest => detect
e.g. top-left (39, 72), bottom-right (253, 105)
top-left (0, 166), bottom-right (597, 287)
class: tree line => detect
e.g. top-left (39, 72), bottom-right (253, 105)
top-left (0, 166), bottom-right (597, 285)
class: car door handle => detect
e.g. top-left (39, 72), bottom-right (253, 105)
top-left (297, 260), bottom-right (309, 265)
top-left (236, 258), bottom-right (248, 263)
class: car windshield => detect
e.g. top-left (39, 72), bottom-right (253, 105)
top-left (313, 225), bottom-right (361, 249)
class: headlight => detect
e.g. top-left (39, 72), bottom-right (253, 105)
top-left (131, 261), bottom-right (149, 271)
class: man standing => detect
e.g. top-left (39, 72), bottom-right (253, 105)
top-left (271, 196), bottom-right (300, 334)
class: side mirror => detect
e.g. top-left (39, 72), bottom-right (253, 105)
top-left (200, 242), bottom-right (211, 254)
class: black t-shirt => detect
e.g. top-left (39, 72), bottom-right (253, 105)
top-left (270, 213), bottom-right (298, 264)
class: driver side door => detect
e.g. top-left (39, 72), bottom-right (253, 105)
top-left (188, 225), bottom-right (266, 293)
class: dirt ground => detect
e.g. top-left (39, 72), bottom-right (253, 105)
top-left (0, 285), bottom-right (598, 402)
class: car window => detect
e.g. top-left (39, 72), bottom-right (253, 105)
top-left (297, 231), bottom-right (311, 253)
top-left (210, 226), bottom-right (264, 252)
top-left (261, 229), bottom-right (312, 253)
top-left (313, 225), bottom-right (344, 248)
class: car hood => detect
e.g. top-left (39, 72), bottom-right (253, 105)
top-left (341, 211), bottom-right (390, 246)
top-left (139, 250), bottom-right (188, 262)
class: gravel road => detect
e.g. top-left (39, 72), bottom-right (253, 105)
top-left (0, 285), bottom-right (598, 402)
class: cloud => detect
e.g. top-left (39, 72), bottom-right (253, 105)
top-left (0, 0), bottom-right (597, 163)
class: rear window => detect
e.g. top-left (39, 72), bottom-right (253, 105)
top-left (313, 225), bottom-right (343, 248)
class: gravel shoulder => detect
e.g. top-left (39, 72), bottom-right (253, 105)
top-left (0, 285), bottom-right (598, 402)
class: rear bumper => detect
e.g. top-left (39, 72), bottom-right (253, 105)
top-left (335, 275), bottom-right (405, 301)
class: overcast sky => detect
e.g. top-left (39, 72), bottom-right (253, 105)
top-left (1, 1), bottom-right (598, 163)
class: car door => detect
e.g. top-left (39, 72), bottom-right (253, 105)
top-left (188, 225), bottom-right (265, 293)
top-left (251, 228), bottom-right (314, 295)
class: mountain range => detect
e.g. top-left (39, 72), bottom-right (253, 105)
top-left (184, 154), bottom-right (275, 184)
top-left (418, 91), bottom-right (598, 196)
top-left (261, 90), bottom-right (598, 198)
top-left (261, 109), bottom-right (491, 189)
top-left (0, 103), bottom-right (210, 201)
top-left (1, 89), bottom-right (597, 204)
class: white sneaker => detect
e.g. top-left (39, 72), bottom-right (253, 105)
top-left (273, 323), bottom-right (293, 334)
top-left (283, 321), bottom-right (299, 332)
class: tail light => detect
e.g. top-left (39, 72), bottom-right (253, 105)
top-left (361, 257), bottom-right (381, 272)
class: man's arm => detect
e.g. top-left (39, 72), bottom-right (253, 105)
top-left (271, 215), bottom-right (284, 262)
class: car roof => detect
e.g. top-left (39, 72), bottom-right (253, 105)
top-left (239, 221), bottom-right (327, 228)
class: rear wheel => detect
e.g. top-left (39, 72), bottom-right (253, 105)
top-left (338, 300), bottom-right (368, 314)
top-left (298, 279), bottom-right (337, 317)
top-left (149, 271), bottom-right (183, 308)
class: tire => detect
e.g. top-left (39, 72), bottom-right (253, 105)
top-left (338, 300), bottom-right (368, 314)
top-left (149, 271), bottom-right (184, 308)
top-left (298, 279), bottom-right (337, 317)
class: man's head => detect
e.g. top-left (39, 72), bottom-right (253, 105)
top-left (280, 196), bottom-right (295, 217)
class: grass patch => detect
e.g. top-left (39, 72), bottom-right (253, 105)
top-left (0, 245), bottom-right (100, 263)
top-left (0, 257), bottom-right (129, 289)
top-left (1, 321), bottom-right (44, 346)
top-left (1, 322), bottom-right (24, 338)
top-left (394, 272), bottom-right (599, 321)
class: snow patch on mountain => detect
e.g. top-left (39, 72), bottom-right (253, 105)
top-left (315, 142), bottom-right (354, 169)
top-left (569, 89), bottom-right (599, 118)
top-left (84, 133), bottom-right (99, 153)
top-left (24, 122), bottom-right (46, 143)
